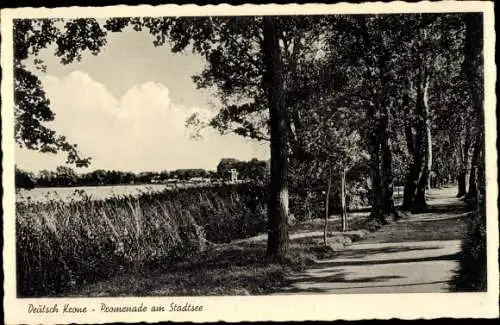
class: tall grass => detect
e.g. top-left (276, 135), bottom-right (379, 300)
top-left (16, 183), bottom-right (267, 297)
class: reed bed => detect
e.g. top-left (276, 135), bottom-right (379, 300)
top-left (16, 183), bottom-right (267, 297)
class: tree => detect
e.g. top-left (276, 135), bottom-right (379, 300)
top-left (216, 158), bottom-right (267, 182)
top-left (104, 15), bottom-right (329, 260)
top-left (462, 13), bottom-right (484, 202)
top-left (15, 167), bottom-right (36, 190)
top-left (262, 16), bottom-right (289, 259)
top-left (55, 165), bottom-right (77, 186)
top-left (380, 14), bottom-right (470, 213)
top-left (216, 158), bottom-right (241, 180)
top-left (37, 169), bottom-right (57, 187)
top-left (346, 15), bottom-right (404, 224)
top-left (19, 15), bottom-right (332, 259)
top-left (14, 18), bottom-right (109, 167)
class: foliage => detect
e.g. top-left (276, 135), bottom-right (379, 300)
top-left (32, 166), bottom-right (220, 187)
top-left (15, 167), bottom-right (36, 190)
top-left (217, 158), bottom-right (268, 182)
top-left (451, 210), bottom-right (487, 291)
top-left (14, 18), bottom-right (110, 166)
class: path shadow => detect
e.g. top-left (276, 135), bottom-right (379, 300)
top-left (310, 252), bottom-right (460, 269)
top-left (277, 271), bottom-right (407, 294)
top-left (328, 245), bottom-right (443, 259)
top-left (279, 280), bottom-right (450, 294)
top-left (348, 206), bottom-right (372, 213)
top-left (327, 280), bottom-right (449, 291)
top-left (289, 273), bottom-right (405, 284)
top-left (421, 203), bottom-right (470, 214)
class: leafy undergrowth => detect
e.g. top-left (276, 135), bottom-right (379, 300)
top-left (63, 238), bottom-right (338, 297)
top-left (289, 210), bottom-right (371, 234)
top-left (451, 200), bottom-right (487, 291)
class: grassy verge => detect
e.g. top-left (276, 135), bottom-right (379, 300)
top-left (63, 237), bottom-right (340, 297)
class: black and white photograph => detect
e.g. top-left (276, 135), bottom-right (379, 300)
top-left (2, 2), bottom-right (498, 323)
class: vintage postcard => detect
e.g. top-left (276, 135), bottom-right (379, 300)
top-left (2, 2), bottom-right (498, 323)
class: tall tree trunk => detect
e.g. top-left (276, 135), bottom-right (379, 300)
top-left (463, 13), bottom-right (484, 203)
top-left (263, 16), bottom-right (289, 260)
top-left (476, 141), bottom-right (485, 216)
top-left (380, 114), bottom-right (398, 218)
top-left (368, 126), bottom-right (386, 223)
top-left (457, 136), bottom-right (469, 198)
top-left (324, 165), bottom-right (332, 246)
top-left (402, 67), bottom-right (429, 213)
top-left (378, 52), bottom-right (398, 220)
top-left (414, 73), bottom-right (432, 213)
top-left (457, 170), bottom-right (467, 197)
top-left (466, 133), bottom-right (482, 200)
top-left (457, 125), bottom-right (471, 197)
top-left (304, 190), bottom-right (312, 220)
top-left (340, 167), bottom-right (349, 232)
top-left (414, 165), bottom-right (428, 213)
top-left (402, 120), bottom-right (422, 212)
top-left (425, 109), bottom-right (433, 191)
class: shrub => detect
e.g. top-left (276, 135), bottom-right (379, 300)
top-left (450, 209), bottom-right (487, 291)
top-left (16, 183), bottom-right (267, 297)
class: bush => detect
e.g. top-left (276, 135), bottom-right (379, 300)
top-left (450, 210), bottom-right (487, 291)
top-left (16, 183), bottom-right (267, 297)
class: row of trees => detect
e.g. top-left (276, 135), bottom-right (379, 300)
top-left (15, 158), bottom-right (268, 188)
top-left (14, 13), bottom-right (484, 260)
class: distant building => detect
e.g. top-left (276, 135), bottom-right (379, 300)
top-left (230, 168), bottom-right (239, 183)
top-left (190, 177), bottom-right (211, 184)
top-left (163, 178), bottom-right (178, 184)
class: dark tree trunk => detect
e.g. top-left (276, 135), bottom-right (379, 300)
top-left (368, 127), bottom-right (386, 223)
top-left (402, 66), bottom-right (429, 213)
top-left (324, 165), bottom-right (332, 245)
top-left (413, 165), bottom-right (428, 213)
top-left (381, 126), bottom-right (397, 217)
top-left (263, 16), bottom-right (289, 260)
top-left (457, 124), bottom-right (471, 197)
top-left (304, 191), bottom-right (312, 220)
top-left (377, 52), bottom-right (399, 220)
top-left (425, 108), bottom-right (433, 191)
top-left (402, 165), bottom-right (420, 211)
top-left (380, 109), bottom-right (398, 219)
top-left (466, 134), bottom-right (482, 200)
top-left (457, 169), bottom-right (467, 197)
top-left (402, 120), bottom-right (421, 212)
top-left (414, 73), bottom-right (432, 213)
top-left (466, 164), bottom-right (478, 200)
top-left (340, 167), bottom-right (349, 232)
top-left (463, 13), bottom-right (484, 203)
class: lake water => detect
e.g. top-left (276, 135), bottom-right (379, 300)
top-left (16, 184), bottom-right (175, 203)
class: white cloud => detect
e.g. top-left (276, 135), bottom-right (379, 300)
top-left (16, 71), bottom-right (269, 173)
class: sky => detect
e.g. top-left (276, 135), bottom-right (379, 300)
top-left (15, 25), bottom-right (270, 173)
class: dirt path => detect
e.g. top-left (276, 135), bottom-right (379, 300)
top-left (275, 186), bottom-right (470, 294)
